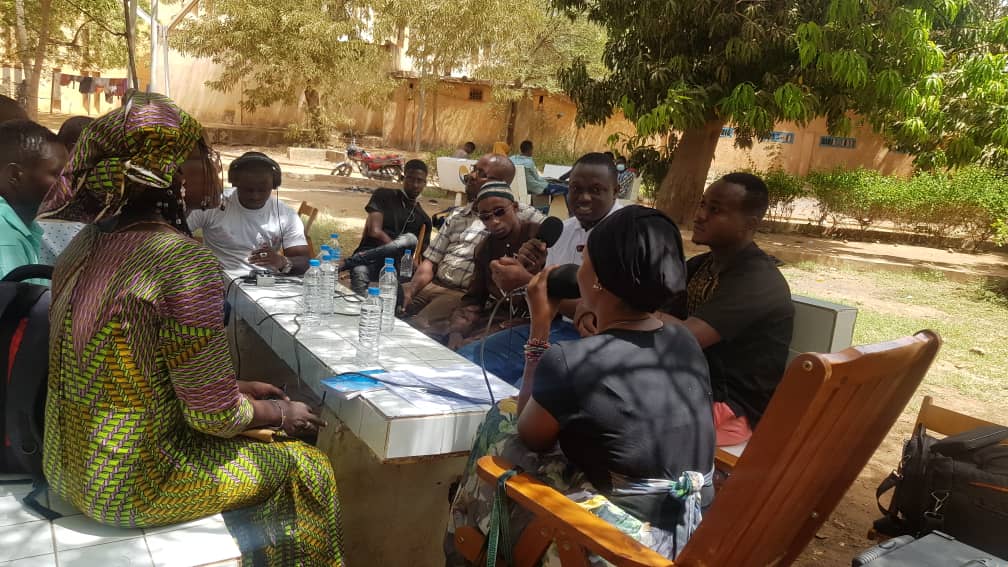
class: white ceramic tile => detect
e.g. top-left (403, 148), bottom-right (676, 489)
top-left (145, 521), bottom-right (239, 567)
top-left (52, 515), bottom-right (144, 551)
top-left (386, 416), bottom-right (451, 459)
top-left (56, 537), bottom-right (151, 567)
top-left (357, 402), bottom-right (391, 458)
top-left (141, 514), bottom-right (226, 536)
top-left (0, 520), bottom-right (54, 562)
top-left (0, 484), bottom-right (48, 527)
top-left (442, 411), bottom-right (493, 454)
top-left (2, 552), bottom-right (57, 566)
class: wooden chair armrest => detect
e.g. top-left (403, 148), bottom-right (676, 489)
top-left (476, 456), bottom-right (674, 567)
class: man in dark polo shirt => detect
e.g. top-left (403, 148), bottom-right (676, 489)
top-left (344, 159), bottom-right (432, 294)
top-left (680, 172), bottom-right (794, 446)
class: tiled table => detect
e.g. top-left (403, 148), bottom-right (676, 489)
top-left (0, 479), bottom-right (239, 567)
top-left (225, 272), bottom-right (515, 566)
top-left (225, 271), bottom-right (515, 461)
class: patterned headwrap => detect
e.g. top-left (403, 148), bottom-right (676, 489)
top-left (38, 91), bottom-right (204, 224)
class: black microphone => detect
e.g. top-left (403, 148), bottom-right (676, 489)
top-left (536, 216), bottom-right (564, 248)
top-left (546, 263), bottom-right (580, 300)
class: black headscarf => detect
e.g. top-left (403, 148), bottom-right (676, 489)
top-left (586, 205), bottom-right (686, 314)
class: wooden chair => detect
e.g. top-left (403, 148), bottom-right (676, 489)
top-left (914, 395), bottom-right (1002, 440)
top-left (456, 330), bottom-right (942, 566)
top-left (414, 224), bottom-right (427, 272)
top-left (298, 201), bottom-right (319, 254)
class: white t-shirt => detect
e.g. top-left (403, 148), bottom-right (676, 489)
top-left (546, 201), bottom-right (624, 267)
top-left (187, 188), bottom-right (308, 271)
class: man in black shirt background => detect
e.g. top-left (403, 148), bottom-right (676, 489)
top-left (345, 159), bottom-right (432, 294)
top-left (671, 172), bottom-right (794, 447)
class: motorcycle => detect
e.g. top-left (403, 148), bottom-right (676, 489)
top-left (331, 138), bottom-right (404, 181)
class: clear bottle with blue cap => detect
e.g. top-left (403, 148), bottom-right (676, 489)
top-left (357, 286), bottom-right (382, 362)
top-left (379, 258), bottom-right (398, 332)
top-left (319, 254), bottom-right (336, 313)
top-left (399, 249), bottom-right (414, 281)
top-left (303, 259), bottom-right (324, 322)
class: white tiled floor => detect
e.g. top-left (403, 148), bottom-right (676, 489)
top-left (0, 477), bottom-right (240, 567)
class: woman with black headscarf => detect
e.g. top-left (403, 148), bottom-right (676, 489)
top-left (446, 205), bottom-right (715, 563)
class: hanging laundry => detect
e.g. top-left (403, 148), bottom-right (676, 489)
top-left (79, 77), bottom-right (95, 94)
top-left (93, 78), bottom-right (110, 92)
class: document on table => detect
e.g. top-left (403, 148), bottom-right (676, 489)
top-left (365, 365), bottom-right (517, 412)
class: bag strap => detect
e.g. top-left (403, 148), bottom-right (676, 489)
top-left (876, 471), bottom-right (902, 517)
top-left (485, 467), bottom-right (522, 567)
top-left (931, 425), bottom-right (1008, 456)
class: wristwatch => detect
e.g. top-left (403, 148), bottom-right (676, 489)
top-left (279, 256), bottom-right (293, 274)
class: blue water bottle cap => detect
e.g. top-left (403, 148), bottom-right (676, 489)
top-left (309, 259), bottom-right (321, 267)
top-left (405, 249), bottom-right (413, 255)
top-left (384, 258), bottom-right (394, 265)
top-left (367, 287), bottom-right (380, 296)
top-left (385, 265), bottom-right (395, 273)
top-left (321, 244), bottom-right (332, 251)
top-left (331, 233), bottom-right (340, 239)
top-left (323, 254), bottom-right (333, 261)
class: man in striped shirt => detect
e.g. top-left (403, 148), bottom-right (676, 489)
top-left (402, 153), bottom-right (544, 336)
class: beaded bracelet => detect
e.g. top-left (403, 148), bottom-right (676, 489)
top-left (524, 338), bottom-right (551, 363)
top-left (269, 399), bottom-right (286, 430)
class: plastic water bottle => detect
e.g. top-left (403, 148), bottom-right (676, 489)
top-left (320, 254), bottom-right (337, 313)
top-left (303, 259), bottom-right (323, 322)
top-left (329, 233), bottom-right (341, 258)
top-left (400, 249), bottom-right (414, 281)
top-left (379, 259), bottom-right (398, 332)
top-left (357, 287), bottom-right (382, 362)
top-left (316, 244), bottom-right (332, 261)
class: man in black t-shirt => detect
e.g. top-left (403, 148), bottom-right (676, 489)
top-left (676, 172), bottom-right (794, 447)
top-left (345, 159), bottom-right (432, 294)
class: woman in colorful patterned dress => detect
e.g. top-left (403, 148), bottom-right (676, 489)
top-left (39, 92), bottom-right (344, 566)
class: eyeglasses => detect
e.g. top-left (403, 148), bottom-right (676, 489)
top-left (477, 207), bottom-right (510, 222)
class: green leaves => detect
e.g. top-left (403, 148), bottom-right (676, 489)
top-left (796, 22), bottom-right (824, 68)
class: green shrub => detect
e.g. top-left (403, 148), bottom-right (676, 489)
top-left (762, 169), bottom-right (806, 223)
top-left (804, 165), bottom-right (1008, 245)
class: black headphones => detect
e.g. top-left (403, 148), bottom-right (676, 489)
top-left (227, 151), bottom-right (282, 188)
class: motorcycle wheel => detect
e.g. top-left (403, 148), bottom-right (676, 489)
top-left (333, 163), bottom-right (352, 176)
top-left (381, 165), bottom-right (404, 182)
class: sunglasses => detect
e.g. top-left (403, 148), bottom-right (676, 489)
top-left (477, 207), bottom-right (510, 222)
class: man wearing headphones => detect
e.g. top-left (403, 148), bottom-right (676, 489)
top-left (187, 152), bottom-right (311, 275)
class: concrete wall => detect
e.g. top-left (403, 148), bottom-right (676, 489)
top-left (166, 51), bottom-right (385, 132)
top-left (379, 79), bottom-right (637, 155)
top-left (710, 117), bottom-right (913, 178)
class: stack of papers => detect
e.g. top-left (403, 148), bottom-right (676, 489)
top-left (322, 365), bottom-right (517, 411)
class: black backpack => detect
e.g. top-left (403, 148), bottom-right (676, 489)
top-left (874, 422), bottom-right (1008, 558)
top-left (0, 264), bottom-right (58, 519)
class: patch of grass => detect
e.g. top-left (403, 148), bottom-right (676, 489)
top-left (307, 212), bottom-right (364, 256)
top-left (782, 264), bottom-right (1008, 406)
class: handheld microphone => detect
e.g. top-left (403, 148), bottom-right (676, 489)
top-left (536, 216), bottom-right (564, 248)
top-left (546, 263), bottom-right (580, 300)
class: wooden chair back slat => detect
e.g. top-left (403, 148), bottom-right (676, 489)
top-left (677, 330), bottom-right (941, 566)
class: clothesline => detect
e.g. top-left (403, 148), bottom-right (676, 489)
top-left (58, 73), bottom-right (128, 102)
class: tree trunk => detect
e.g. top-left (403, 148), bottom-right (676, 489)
top-left (413, 82), bottom-right (426, 152)
top-left (13, 0), bottom-right (34, 116)
top-left (505, 100), bottom-right (518, 147)
top-left (27, 0), bottom-right (53, 118)
top-left (655, 119), bottom-right (725, 228)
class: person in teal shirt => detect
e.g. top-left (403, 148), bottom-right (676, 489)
top-left (0, 120), bottom-right (67, 278)
top-left (510, 139), bottom-right (548, 195)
